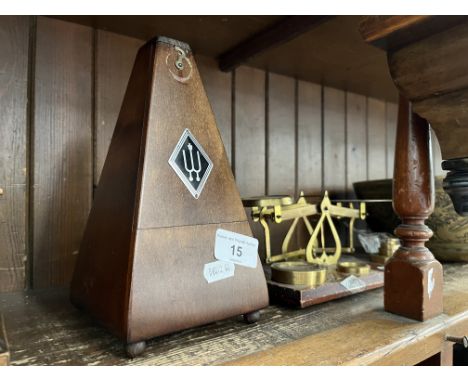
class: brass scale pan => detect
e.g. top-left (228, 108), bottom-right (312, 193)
top-left (271, 262), bottom-right (327, 286)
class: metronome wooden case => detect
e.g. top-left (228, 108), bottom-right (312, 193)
top-left (70, 36), bottom-right (269, 357)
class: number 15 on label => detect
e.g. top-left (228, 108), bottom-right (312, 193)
top-left (231, 245), bottom-right (243, 257)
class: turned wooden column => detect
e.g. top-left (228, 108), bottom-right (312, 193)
top-left (385, 96), bottom-right (443, 321)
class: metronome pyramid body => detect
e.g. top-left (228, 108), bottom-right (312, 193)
top-left (70, 36), bottom-right (269, 355)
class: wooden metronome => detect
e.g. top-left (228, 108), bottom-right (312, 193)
top-left (70, 36), bottom-right (269, 357)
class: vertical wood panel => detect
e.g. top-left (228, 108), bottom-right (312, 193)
top-left (322, 87), bottom-right (346, 247)
top-left (385, 102), bottom-right (398, 178)
top-left (32, 17), bottom-right (93, 288)
top-left (296, 81), bottom-right (322, 251)
top-left (297, 81), bottom-right (322, 195)
top-left (95, 30), bottom-right (143, 186)
top-left (267, 73), bottom-right (296, 256)
top-left (346, 92), bottom-right (367, 193)
top-left (234, 66), bottom-right (265, 259)
top-left (197, 55), bottom-right (232, 164)
top-left (0, 16), bottom-right (29, 292)
top-left (234, 66), bottom-right (265, 197)
top-left (367, 98), bottom-right (387, 180)
top-left (268, 73), bottom-right (295, 196)
top-left (323, 87), bottom-right (346, 195)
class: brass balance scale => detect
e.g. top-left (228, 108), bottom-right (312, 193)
top-left (243, 192), bottom-right (385, 308)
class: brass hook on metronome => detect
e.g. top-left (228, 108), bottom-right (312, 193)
top-left (174, 47), bottom-right (186, 70)
top-left (166, 46), bottom-right (193, 83)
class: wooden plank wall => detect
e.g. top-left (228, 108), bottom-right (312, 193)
top-left (1, 16), bottom-right (443, 291)
top-left (32, 17), bottom-right (93, 288)
top-left (0, 16), bottom-right (29, 292)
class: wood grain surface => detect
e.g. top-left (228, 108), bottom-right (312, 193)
top-left (323, 87), bottom-right (346, 196)
top-left (71, 41), bottom-right (156, 340)
top-left (386, 97), bottom-right (443, 321)
top-left (0, 16), bottom-right (29, 292)
top-left (359, 16), bottom-right (430, 45)
top-left (388, 21), bottom-right (468, 102)
top-left (1, 262), bottom-right (468, 365)
top-left (95, 30), bottom-right (143, 186)
top-left (137, 47), bottom-right (248, 229)
top-left (363, 17), bottom-right (468, 160)
top-left (385, 102), bottom-right (397, 178)
top-left (234, 66), bottom-right (266, 197)
top-left (267, 73), bottom-right (295, 196)
top-left (228, 263), bottom-right (468, 366)
top-left (385, 19), bottom-right (468, 160)
top-left (268, 267), bottom-right (384, 309)
top-left (0, 314), bottom-right (9, 365)
top-left (32, 17), bottom-right (93, 288)
top-left (267, 73), bottom-right (296, 255)
top-left (413, 90), bottom-right (468, 159)
top-left (367, 98), bottom-right (387, 180)
top-left (297, 80), bottom-right (322, 195)
top-left (346, 92), bottom-right (367, 193)
top-left (51, 16), bottom-right (398, 102)
top-left (197, 55), bottom-right (233, 164)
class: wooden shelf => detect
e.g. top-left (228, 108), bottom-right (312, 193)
top-left (1, 262), bottom-right (468, 365)
top-left (51, 15), bottom-right (398, 102)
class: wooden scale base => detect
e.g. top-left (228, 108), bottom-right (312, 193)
top-left (265, 256), bottom-right (384, 309)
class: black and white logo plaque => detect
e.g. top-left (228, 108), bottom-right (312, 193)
top-left (168, 128), bottom-right (213, 199)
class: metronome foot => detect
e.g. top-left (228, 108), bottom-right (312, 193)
top-left (243, 310), bottom-right (261, 324)
top-left (126, 341), bottom-right (147, 358)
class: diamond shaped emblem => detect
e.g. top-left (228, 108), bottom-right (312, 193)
top-left (168, 129), bottom-right (213, 199)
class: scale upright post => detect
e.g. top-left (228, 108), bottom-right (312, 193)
top-left (71, 36), bottom-right (269, 357)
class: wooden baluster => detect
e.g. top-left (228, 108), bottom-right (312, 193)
top-left (385, 96), bottom-right (443, 321)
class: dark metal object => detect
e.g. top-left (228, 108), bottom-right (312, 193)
top-left (243, 310), bottom-right (261, 324)
top-left (218, 16), bottom-right (332, 72)
top-left (126, 341), bottom-right (147, 358)
top-left (442, 157), bottom-right (468, 216)
top-left (330, 199), bottom-right (392, 203)
top-left (353, 179), bottom-right (400, 234)
top-left (446, 335), bottom-right (468, 348)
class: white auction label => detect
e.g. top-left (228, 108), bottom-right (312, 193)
top-left (203, 260), bottom-right (235, 283)
top-left (214, 229), bottom-right (258, 268)
top-left (340, 275), bottom-right (366, 293)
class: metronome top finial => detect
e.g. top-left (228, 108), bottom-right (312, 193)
top-left (145, 35), bottom-right (192, 54)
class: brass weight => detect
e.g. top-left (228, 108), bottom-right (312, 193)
top-left (271, 261), bottom-right (327, 286)
top-left (337, 261), bottom-right (370, 276)
top-left (370, 237), bottom-right (400, 264)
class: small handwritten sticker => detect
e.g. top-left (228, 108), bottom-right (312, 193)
top-left (340, 275), bottom-right (366, 293)
top-left (214, 229), bottom-right (258, 268)
top-left (203, 260), bottom-right (235, 283)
